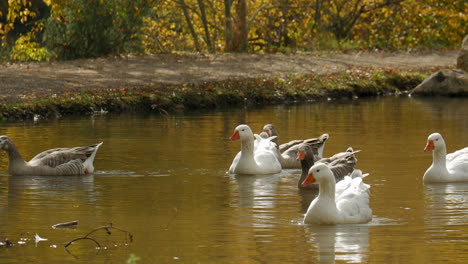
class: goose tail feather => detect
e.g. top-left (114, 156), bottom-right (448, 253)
top-left (83, 142), bottom-right (103, 174)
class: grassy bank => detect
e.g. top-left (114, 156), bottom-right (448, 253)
top-left (0, 68), bottom-right (428, 120)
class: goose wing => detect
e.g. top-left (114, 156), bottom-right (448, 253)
top-left (327, 149), bottom-right (360, 181)
top-left (279, 139), bottom-right (304, 153)
top-left (29, 144), bottom-right (100, 168)
top-left (280, 133), bottom-right (330, 160)
top-left (336, 175), bottom-right (372, 223)
top-left (446, 147), bottom-right (468, 175)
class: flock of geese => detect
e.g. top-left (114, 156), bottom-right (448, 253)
top-left (227, 124), bottom-right (468, 225)
top-left (0, 124), bottom-right (467, 225)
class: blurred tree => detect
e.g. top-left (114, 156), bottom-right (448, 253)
top-left (355, 0), bottom-right (467, 49)
top-left (0, 0), bottom-right (466, 60)
top-left (323, 0), bottom-right (402, 41)
top-left (197, 0), bottom-right (214, 52)
top-left (178, 0), bottom-right (201, 52)
top-left (0, 0), bottom-right (49, 46)
top-left (42, 0), bottom-right (152, 59)
top-left (223, 0), bottom-right (233, 51)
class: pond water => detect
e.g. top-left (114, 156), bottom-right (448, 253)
top-left (1, 96), bottom-right (468, 263)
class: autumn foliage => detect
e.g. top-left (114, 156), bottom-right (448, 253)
top-left (0, 0), bottom-right (466, 61)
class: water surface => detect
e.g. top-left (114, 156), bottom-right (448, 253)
top-left (1, 96), bottom-right (468, 263)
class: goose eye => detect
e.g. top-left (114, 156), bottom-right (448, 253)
top-left (435, 139), bottom-right (439, 141)
top-left (316, 169), bottom-right (320, 173)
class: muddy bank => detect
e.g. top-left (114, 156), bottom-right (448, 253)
top-left (0, 51), bottom-right (456, 102)
top-left (0, 51), bottom-right (457, 120)
top-left (0, 68), bottom-right (429, 120)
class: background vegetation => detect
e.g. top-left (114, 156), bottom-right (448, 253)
top-left (0, 0), bottom-right (466, 61)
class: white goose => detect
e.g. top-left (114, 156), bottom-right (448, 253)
top-left (229, 124), bottom-right (281, 175)
top-left (263, 124), bottom-right (329, 169)
top-left (0, 135), bottom-right (103, 176)
top-left (423, 132), bottom-right (468, 183)
top-left (302, 163), bottom-right (372, 225)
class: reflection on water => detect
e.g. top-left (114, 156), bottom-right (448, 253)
top-left (305, 224), bottom-right (369, 264)
top-left (424, 183), bottom-right (468, 236)
top-left (5, 174), bottom-right (96, 218)
top-left (0, 97), bottom-right (468, 263)
top-left (298, 188), bottom-right (319, 214)
top-left (232, 174), bottom-right (281, 209)
top-left (8, 174), bottom-right (95, 192)
top-left (422, 183), bottom-right (468, 262)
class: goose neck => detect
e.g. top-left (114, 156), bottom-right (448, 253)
top-left (432, 148), bottom-right (447, 168)
top-left (318, 179), bottom-right (336, 201)
top-left (299, 158), bottom-right (314, 187)
top-left (6, 143), bottom-right (25, 164)
top-left (240, 137), bottom-right (255, 156)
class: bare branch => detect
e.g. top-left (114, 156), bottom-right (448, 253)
top-left (64, 223), bottom-right (133, 249)
top-left (247, 4), bottom-right (316, 30)
top-left (65, 237), bottom-right (101, 248)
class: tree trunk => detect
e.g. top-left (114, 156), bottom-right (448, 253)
top-left (197, 0), bottom-right (214, 52)
top-left (313, 0), bottom-right (326, 31)
top-left (224, 0), bottom-right (248, 52)
top-left (223, 0), bottom-right (233, 51)
top-left (280, 0), bottom-right (293, 48)
top-left (235, 0), bottom-right (248, 52)
top-left (179, 0), bottom-right (201, 52)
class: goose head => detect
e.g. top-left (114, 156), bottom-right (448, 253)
top-left (229, 124), bottom-right (254, 141)
top-left (297, 143), bottom-right (313, 161)
top-left (301, 163), bottom-right (333, 187)
top-left (263, 124), bottom-right (278, 137)
top-left (424, 133), bottom-right (446, 152)
top-left (0, 136), bottom-right (13, 151)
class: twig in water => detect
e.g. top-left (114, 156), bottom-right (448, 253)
top-left (64, 223), bottom-right (133, 249)
top-left (52, 220), bottom-right (79, 229)
top-left (82, 223), bottom-right (133, 243)
top-left (64, 237), bottom-right (101, 248)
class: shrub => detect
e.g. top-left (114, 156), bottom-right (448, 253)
top-left (42, 0), bottom-right (150, 60)
top-left (10, 32), bottom-right (50, 61)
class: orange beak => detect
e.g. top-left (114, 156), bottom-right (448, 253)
top-left (264, 129), bottom-right (271, 137)
top-left (424, 140), bottom-right (434, 151)
top-left (301, 172), bottom-right (316, 187)
top-left (229, 130), bottom-right (240, 140)
top-left (297, 150), bottom-right (305, 160)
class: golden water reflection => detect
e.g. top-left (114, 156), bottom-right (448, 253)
top-left (0, 97), bottom-right (468, 263)
top-left (305, 224), bottom-right (369, 264)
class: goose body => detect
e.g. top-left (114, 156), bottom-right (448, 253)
top-left (297, 144), bottom-right (358, 189)
top-left (302, 163), bottom-right (372, 225)
top-left (423, 133), bottom-right (468, 183)
top-left (229, 124), bottom-right (281, 175)
top-left (0, 136), bottom-right (103, 176)
top-left (263, 124), bottom-right (328, 169)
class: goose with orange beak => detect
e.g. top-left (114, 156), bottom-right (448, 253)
top-left (423, 132), bottom-right (468, 182)
top-left (297, 143), bottom-right (359, 189)
top-left (262, 124), bottom-right (328, 169)
top-left (302, 163), bottom-right (372, 225)
top-left (228, 124), bottom-right (281, 175)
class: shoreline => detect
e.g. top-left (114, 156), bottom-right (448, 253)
top-left (0, 67), bottom-right (430, 120)
top-left (0, 51), bottom-right (457, 120)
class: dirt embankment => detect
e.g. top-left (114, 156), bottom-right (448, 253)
top-left (0, 51), bottom-right (457, 102)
